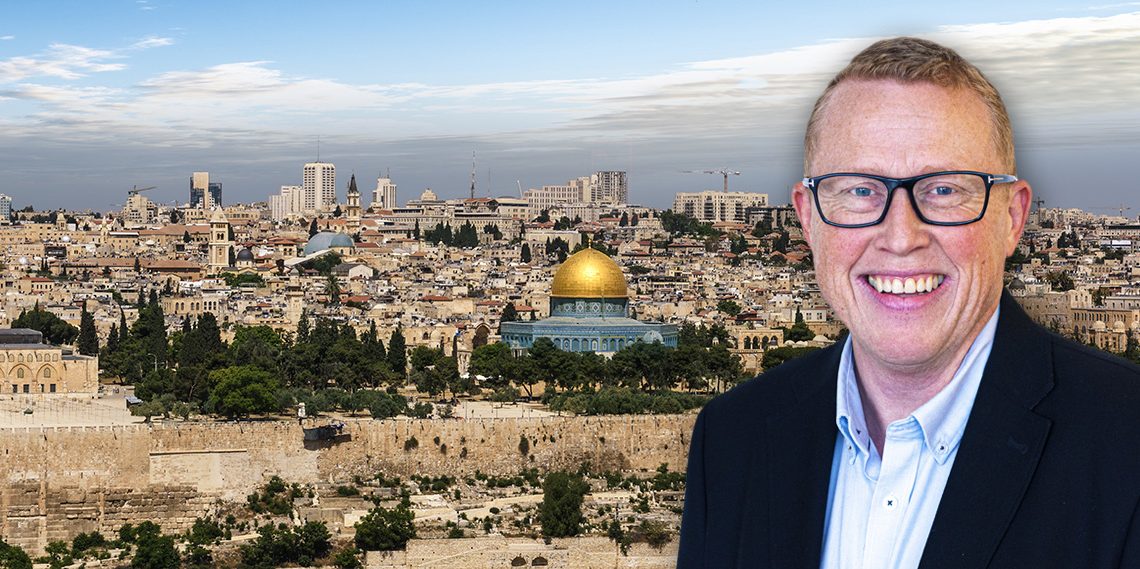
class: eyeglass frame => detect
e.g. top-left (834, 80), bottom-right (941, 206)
top-left (800, 170), bottom-right (1018, 228)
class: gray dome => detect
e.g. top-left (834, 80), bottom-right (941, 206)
top-left (303, 232), bottom-right (354, 256)
top-left (235, 248), bottom-right (255, 262)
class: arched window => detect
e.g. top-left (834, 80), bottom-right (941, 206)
top-left (511, 556), bottom-right (527, 567)
top-left (532, 557), bottom-right (549, 566)
top-left (744, 337), bottom-right (752, 350)
top-left (571, 339), bottom-right (580, 351)
top-left (16, 368), bottom-right (24, 379)
top-left (42, 367), bottom-right (52, 379)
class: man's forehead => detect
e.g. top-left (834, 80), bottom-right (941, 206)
top-left (809, 79), bottom-right (996, 173)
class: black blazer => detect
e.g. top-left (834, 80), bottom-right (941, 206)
top-left (678, 292), bottom-right (1140, 568)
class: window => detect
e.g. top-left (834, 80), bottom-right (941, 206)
top-left (22, 384), bottom-right (29, 393)
top-left (16, 368), bottom-right (24, 379)
top-left (49, 384), bottom-right (56, 393)
top-left (43, 367), bottom-right (52, 378)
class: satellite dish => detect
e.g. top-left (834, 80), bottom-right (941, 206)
top-left (17, 257), bottom-right (27, 265)
top-left (61, 235), bottom-right (71, 243)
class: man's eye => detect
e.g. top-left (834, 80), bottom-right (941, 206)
top-left (930, 185), bottom-right (956, 196)
top-left (850, 186), bottom-right (875, 197)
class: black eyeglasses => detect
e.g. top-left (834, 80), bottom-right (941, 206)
top-left (801, 170), bottom-right (1017, 228)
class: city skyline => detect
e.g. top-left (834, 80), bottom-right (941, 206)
top-left (0, 1), bottom-right (1138, 214)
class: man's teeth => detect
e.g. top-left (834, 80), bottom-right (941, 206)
top-left (867, 275), bottom-right (945, 294)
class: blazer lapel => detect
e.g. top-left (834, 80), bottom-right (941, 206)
top-left (919, 293), bottom-right (1054, 569)
top-left (745, 344), bottom-right (841, 569)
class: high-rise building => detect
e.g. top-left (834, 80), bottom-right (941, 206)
top-left (302, 162), bottom-right (336, 214)
top-left (190, 172), bottom-right (210, 208)
top-left (208, 182), bottom-right (222, 208)
top-left (270, 185), bottom-right (302, 221)
top-left (371, 176), bottom-right (398, 211)
top-left (0, 194), bottom-right (11, 224)
top-left (673, 190), bottom-right (769, 223)
top-left (590, 171), bottom-right (628, 205)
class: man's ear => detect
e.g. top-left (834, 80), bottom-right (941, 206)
top-left (1004, 180), bottom-right (1032, 257)
top-left (791, 182), bottom-right (815, 246)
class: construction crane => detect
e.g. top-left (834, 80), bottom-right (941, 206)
top-left (127, 185), bottom-right (156, 197)
top-left (683, 169), bottom-right (741, 192)
top-left (1032, 197), bottom-right (1045, 213)
top-left (1091, 204), bottom-right (1132, 218)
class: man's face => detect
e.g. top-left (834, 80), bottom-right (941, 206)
top-left (792, 79), bottom-right (1031, 373)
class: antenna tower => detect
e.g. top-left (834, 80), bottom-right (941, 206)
top-left (470, 150), bottom-right (476, 199)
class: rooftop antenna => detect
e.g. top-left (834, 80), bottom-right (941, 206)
top-left (517, 180), bottom-right (523, 198)
top-left (470, 150), bottom-right (476, 200)
top-left (316, 136), bottom-right (321, 162)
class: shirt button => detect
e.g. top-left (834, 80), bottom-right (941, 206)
top-left (884, 496), bottom-right (897, 510)
top-left (935, 442), bottom-right (948, 455)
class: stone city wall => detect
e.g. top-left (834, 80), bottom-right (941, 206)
top-left (0, 414), bottom-right (697, 554)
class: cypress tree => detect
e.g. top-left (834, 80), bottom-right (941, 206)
top-left (387, 327), bottom-right (407, 378)
top-left (77, 305), bottom-right (99, 356)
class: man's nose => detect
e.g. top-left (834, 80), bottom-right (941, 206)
top-left (876, 187), bottom-right (930, 254)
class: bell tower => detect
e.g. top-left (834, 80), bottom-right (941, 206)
top-left (208, 208), bottom-right (232, 275)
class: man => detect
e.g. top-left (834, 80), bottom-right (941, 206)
top-left (678, 37), bottom-right (1140, 568)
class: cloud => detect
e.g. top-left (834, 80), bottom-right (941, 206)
top-left (1, 11), bottom-right (1138, 173)
top-left (130, 36), bottom-right (174, 50)
top-left (0, 36), bottom-right (14, 41)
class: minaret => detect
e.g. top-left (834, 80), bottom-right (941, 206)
top-left (346, 174), bottom-right (361, 231)
top-left (208, 208), bottom-right (232, 275)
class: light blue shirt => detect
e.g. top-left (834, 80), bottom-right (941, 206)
top-left (820, 307), bottom-right (1000, 569)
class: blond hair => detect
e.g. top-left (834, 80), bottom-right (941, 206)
top-left (804, 37), bottom-right (1014, 174)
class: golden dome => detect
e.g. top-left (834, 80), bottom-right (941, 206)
top-left (550, 248), bottom-right (628, 299)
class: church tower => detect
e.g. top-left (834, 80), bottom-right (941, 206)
top-left (208, 209), bottom-right (232, 275)
top-left (346, 174), bottom-right (361, 231)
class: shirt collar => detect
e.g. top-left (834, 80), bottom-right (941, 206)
top-left (835, 306), bottom-right (1001, 465)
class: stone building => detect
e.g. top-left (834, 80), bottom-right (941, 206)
top-left (0, 329), bottom-right (98, 397)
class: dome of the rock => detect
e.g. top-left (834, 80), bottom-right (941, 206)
top-left (550, 248), bottom-right (628, 299)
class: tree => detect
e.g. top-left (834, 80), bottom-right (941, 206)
top-left (131, 531), bottom-right (179, 569)
top-left (0, 539), bottom-right (32, 569)
top-left (240, 522), bottom-right (331, 568)
top-left (308, 218), bottom-right (319, 237)
top-left (520, 242), bottom-right (532, 263)
top-left (540, 471), bottom-right (589, 537)
top-left (387, 327), bottom-right (407, 378)
top-left (206, 366), bottom-right (281, 419)
top-left (76, 305), bottom-right (99, 355)
top-left (469, 343), bottom-right (515, 389)
top-left (1125, 329), bottom-right (1140, 365)
top-left (354, 504), bottom-right (416, 551)
top-left (498, 303), bottom-right (519, 334)
top-left (12, 305), bottom-right (78, 345)
top-left (1093, 287), bottom-right (1107, 307)
top-left (716, 299), bottom-right (742, 317)
top-left (761, 345), bottom-right (820, 370)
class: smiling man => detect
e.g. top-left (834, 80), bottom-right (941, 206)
top-left (678, 37), bottom-right (1140, 569)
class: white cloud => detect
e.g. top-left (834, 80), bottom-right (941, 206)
top-left (2, 12), bottom-right (1138, 151)
top-left (130, 36), bottom-right (174, 50)
top-left (0, 43), bottom-right (123, 82)
top-left (0, 36), bottom-right (14, 41)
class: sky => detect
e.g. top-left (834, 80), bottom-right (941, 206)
top-left (1, 0), bottom-right (1138, 214)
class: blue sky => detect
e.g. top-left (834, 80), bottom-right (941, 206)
top-left (1, 0), bottom-right (1138, 213)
